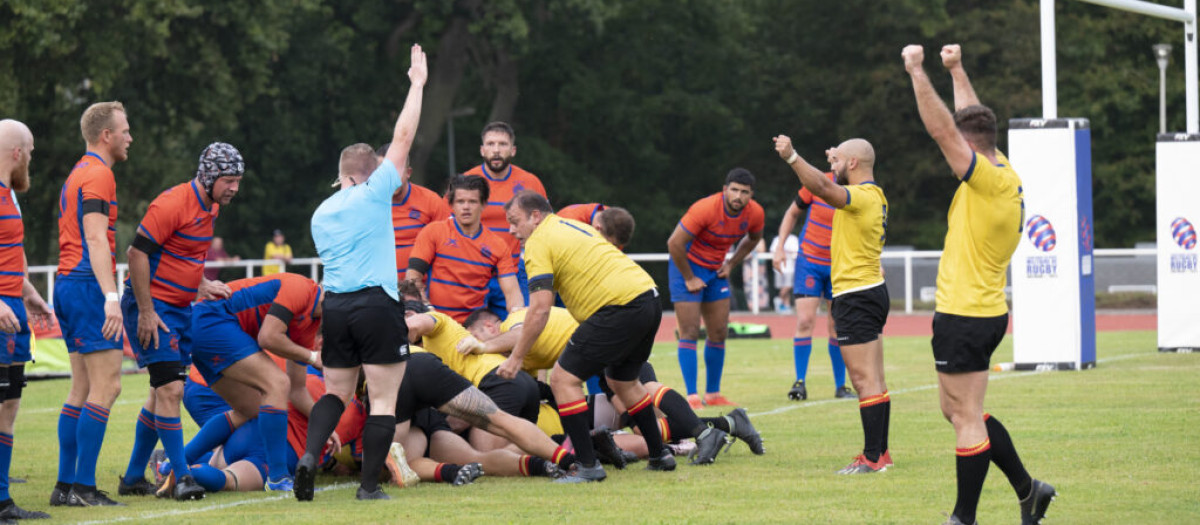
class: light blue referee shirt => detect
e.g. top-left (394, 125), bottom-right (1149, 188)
top-left (312, 159), bottom-right (404, 300)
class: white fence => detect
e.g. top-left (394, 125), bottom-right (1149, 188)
top-left (28, 248), bottom-right (1158, 314)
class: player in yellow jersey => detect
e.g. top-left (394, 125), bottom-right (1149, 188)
top-left (396, 280), bottom-right (540, 453)
top-left (773, 135), bottom-right (892, 475)
top-left (904, 44), bottom-right (1055, 525)
top-left (503, 191), bottom-right (672, 483)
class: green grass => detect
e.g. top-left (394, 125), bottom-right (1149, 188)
top-left (11, 331), bottom-right (1200, 524)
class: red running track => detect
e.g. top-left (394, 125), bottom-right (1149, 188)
top-left (654, 311), bottom-right (1157, 342)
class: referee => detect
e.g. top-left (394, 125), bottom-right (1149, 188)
top-left (294, 44), bottom-right (426, 502)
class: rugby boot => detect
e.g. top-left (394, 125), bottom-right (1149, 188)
top-left (788, 380), bottom-right (808, 401)
top-left (554, 461), bottom-right (606, 483)
top-left (1020, 479), bottom-right (1057, 525)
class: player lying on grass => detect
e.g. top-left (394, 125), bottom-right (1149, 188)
top-left (157, 367), bottom-right (361, 494)
top-left (458, 311), bottom-right (763, 466)
top-left (378, 352), bottom-right (579, 481)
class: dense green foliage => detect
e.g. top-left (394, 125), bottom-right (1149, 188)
top-left (1, 0), bottom-right (1187, 263)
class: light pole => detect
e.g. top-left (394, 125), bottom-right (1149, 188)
top-left (1154, 43), bottom-right (1172, 134)
top-left (446, 107), bottom-right (476, 177)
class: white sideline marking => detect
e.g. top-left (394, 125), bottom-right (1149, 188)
top-left (749, 350), bottom-right (1148, 418)
top-left (77, 482), bottom-right (356, 524)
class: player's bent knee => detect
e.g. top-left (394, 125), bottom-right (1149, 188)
top-left (147, 362), bottom-right (187, 389)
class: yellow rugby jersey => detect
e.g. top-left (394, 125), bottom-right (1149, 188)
top-left (936, 151), bottom-right (1023, 317)
top-left (830, 182), bottom-right (887, 296)
top-left (502, 307), bottom-right (578, 374)
top-left (420, 311), bottom-right (506, 386)
top-left (523, 214), bottom-right (656, 321)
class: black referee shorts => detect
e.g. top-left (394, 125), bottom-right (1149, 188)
top-left (931, 312), bottom-right (1009, 373)
top-left (478, 367), bottom-right (541, 423)
top-left (394, 353), bottom-right (472, 424)
top-left (831, 284), bottom-right (889, 346)
top-left (321, 286), bottom-right (410, 368)
top-left (558, 289), bottom-right (662, 383)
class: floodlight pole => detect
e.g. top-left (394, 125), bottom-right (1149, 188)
top-left (1155, 44), bottom-right (1173, 134)
top-left (1043, 0), bottom-right (1198, 133)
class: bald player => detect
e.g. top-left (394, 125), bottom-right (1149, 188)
top-left (0, 120), bottom-right (54, 518)
top-left (904, 44), bottom-right (1055, 525)
top-left (773, 135), bottom-right (892, 475)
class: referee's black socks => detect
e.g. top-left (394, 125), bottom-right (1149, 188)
top-left (304, 395), bottom-right (345, 459)
top-left (360, 415), bottom-right (395, 492)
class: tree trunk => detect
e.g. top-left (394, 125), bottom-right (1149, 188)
top-left (409, 15), bottom-right (472, 186)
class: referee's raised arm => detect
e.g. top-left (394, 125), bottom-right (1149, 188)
top-left (296, 43), bottom-right (427, 503)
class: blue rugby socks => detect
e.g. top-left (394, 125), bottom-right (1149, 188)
top-left (123, 408), bottom-right (159, 483)
top-left (74, 402), bottom-right (110, 488)
top-left (792, 337), bottom-right (812, 381)
top-left (677, 339), bottom-right (698, 395)
top-left (56, 404), bottom-right (80, 486)
top-left (258, 405), bottom-right (289, 481)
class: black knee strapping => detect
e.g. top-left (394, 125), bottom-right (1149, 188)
top-left (4, 365), bottom-right (25, 400)
top-left (146, 362), bottom-right (186, 388)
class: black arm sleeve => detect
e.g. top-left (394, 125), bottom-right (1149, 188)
top-left (131, 233), bottom-right (162, 255)
top-left (266, 303), bottom-right (295, 325)
top-left (793, 195), bottom-right (809, 210)
top-left (528, 274), bottom-right (554, 293)
top-left (407, 258), bottom-right (430, 275)
top-left (80, 199), bottom-right (110, 216)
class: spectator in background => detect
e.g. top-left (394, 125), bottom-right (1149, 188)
top-left (769, 234), bottom-right (799, 314)
top-left (263, 229), bottom-right (292, 276)
top-left (205, 236), bottom-right (240, 281)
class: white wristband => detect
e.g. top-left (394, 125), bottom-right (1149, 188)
top-left (786, 152), bottom-right (799, 165)
top-left (105, 292), bottom-right (120, 303)
top-left (308, 351), bottom-right (318, 365)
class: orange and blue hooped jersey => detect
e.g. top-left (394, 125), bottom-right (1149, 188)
top-left (0, 184), bottom-right (24, 297)
top-left (796, 173), bottom-right (837, 266)
top-left (557, 203), bottom-right (605, 226)
top-left (392, 182), bottom-right (451, 275)
top-left (678, 192), bottom-right (765, 270)
top-left (131, 180), bottom-right (219, 306)
top-left (409, 218), bottom-right (516, 321)
top-left (56, 153), bottom-right (118, 278)
top-left (462, 163), bottom-right (546, 256)
top-left (213, 273), bottom-right (322, 350)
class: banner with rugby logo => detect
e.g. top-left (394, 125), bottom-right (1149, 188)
top-left (1156, 134), bottom-right (1200, 352)
top-left (1008, 119), bottom-right (1096, 370)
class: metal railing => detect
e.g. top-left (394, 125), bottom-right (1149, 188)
top-left (28, 248), bottom-right (1159, 314)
